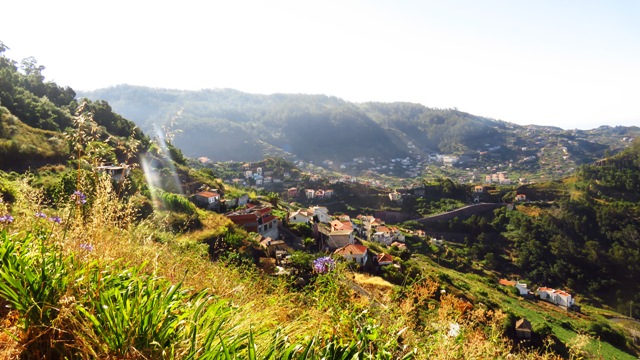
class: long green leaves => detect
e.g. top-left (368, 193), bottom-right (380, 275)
top-left (0, 230), bottom-right (413, 359)
top-left (0, 230), bottom-right (71, 330)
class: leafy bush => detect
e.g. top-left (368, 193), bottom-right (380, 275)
top-left (587, 321), bottom-right (627, 349)
top-left (0, 230), bottom-right (71, 330)
top-left (155, 189), bottom-right (197, 214)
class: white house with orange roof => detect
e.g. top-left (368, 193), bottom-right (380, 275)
top-left (334, 244), bottom-right (369, 266)
top-left (318, 217), bottom-right (355, 250)
top-left (305, 189), bottom-right (315, 199)
top-left (195, 190), bottom-right (221, 210)
top-left (288, 209), bottom-right (312, 224)
top-left (330, 219), bottom-right (353, 232)
top-left (537, 287), bottom-right (575, 307)
top-left (390, 241), bottom-right (407, 250)
top-left (377, 253), bottom-right (394, 266)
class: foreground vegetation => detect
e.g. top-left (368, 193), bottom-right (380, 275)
top-left (0, 171), bottom-right (573, 359)
top-left (1, 41), bottom-right (639, 359)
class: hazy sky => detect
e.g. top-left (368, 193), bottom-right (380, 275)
top-left (1, 0), bottom-right (639, 129)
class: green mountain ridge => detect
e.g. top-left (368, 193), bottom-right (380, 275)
top-left (80, 85), bottom-right (640, 182)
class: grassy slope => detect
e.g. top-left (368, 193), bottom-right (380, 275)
top-left (0, 106), bottom-right (69, 169)
top-left (0, 167), bottom-right (637, 358)
top-left (0, 170), bottom-right (560, 359)
top-left (411, 253), bottom-right (637, 359)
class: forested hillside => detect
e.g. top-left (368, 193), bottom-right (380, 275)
top-left (81, 85), bottom-right (640, 182)
top-left (424, 141), bottom-right (640, 317)
top-left (0, 45), bottom-right (146, 170)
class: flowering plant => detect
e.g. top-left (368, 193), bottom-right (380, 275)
top-left (73, 191), bottom-right (87, 205)
top-left (0, 215), bottom-right (14, 223)
top-left (313, 256), bottom-right (335, 274)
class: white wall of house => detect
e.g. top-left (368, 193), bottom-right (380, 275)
top-left (289, 213), bottom-right (310, 224)
top-left (341, 251), bottom-right (368, 265)
top-left (515, 282), bottom-right (529, 296)
top-left (311, 206), bottom-right (330, 223)
top-left (259, 219), bottom-right (279, 239)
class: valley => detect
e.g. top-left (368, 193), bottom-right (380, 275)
top-left (1, 46), bottom-right (639, 359)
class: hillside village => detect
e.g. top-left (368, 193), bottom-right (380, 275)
top-left (188, 159), bottom-right (585, 322)
top-left (196, 126), bottom-right (638, 197)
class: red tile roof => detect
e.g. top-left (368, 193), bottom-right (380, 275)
top-left (499, 279), bottom-right (516, 286)
top-left (377, 253), bottom-right (393, 263)
top-left (262, 215), bottom-right (277, 224)
top-left (553, 289), bottom-right (571, 297)
top-left (256, 207), bottom-right (272, 215)
top-left (197, 191), bottom-right (220, 198)
top-left (334, 244), bottom-right (368, 255)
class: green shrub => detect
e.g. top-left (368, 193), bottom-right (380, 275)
top-left (0, 230), bottom-right (72, 330)
top-left (75, 263), bottom-right (192, 356)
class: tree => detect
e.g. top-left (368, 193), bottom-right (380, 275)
top-left (266, 192), bottom-right (280, 208)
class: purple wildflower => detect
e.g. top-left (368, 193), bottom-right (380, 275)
top-left (73, 191), bottom-right (87, 205)
top-left (0, 215), bottom-right (14, 223)
top-left (313, 256), bottom-right (336, 274)
top-left (48, 216), bottom-right (62, 224)
top-left (79, 243), bottom-right (94, 252)
top-left (35, 212), bottom-right (47, 219)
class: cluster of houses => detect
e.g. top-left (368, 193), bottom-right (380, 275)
top-left (498, 279), bottom-right (581, 339)
top-left (286, 188), bottom-right (335, 200)
top-left (242, 165), bottom-right (286, 186)
top-left (194, 190), bottom-right (250, 211)
top-left (225, 204), bottom-right (280, 240)
top-left (499, 279), bottom-right (578, 309)
top-left (220, 200), bottom-right (404, 270)
top-left (287, 206), bottom-right (406, 268)
top-left (485, 172), bottom-right (512, 185)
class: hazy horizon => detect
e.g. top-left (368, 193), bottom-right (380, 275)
top-left (1, 0), bottom-right (639, 130)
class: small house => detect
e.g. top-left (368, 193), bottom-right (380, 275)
top-left (226, 205), bottom-right (279, 239)
top-left (309, 206), bottom-right (330, 223)
top-left (537, 287), bottom-right (575, 307)
top-left (334, 244), bottom-right (369, 266)
top-left (305, 189), bottom-right (315, 199)
top-left (515, 282), bottom-right (532, 297)
top-left (260, 237), bottom-right (288, 258)
top-left (289, 209), bottom-right (311, 224)
top-left (430, 238), bottom-right (444, 247)
top-left (515, 194), bottom-right (527, 202)
top-left (195, 190), bottom-right (221, 210)
top-left (515, 318), bottom-right (532, 339)
top-left (377, 253), bottom-right (394, 266)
